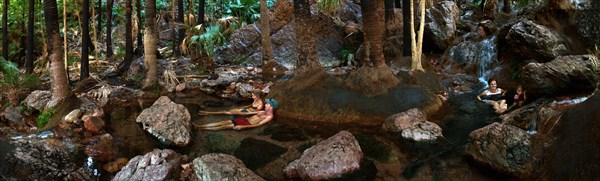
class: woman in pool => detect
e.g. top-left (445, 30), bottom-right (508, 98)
top-left (195, 98), bottom-right (278, 131)
top-left (477, 79), bottom-right (508, 113)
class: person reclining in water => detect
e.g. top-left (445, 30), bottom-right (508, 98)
top-left (199, 91), bottom-right (264, 115)
top-left (477, 78), bottom-right (508, 113)
top-left (195, 98), bottom-right (278, 131)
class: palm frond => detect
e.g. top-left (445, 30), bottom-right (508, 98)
top-left (318, 0), bottom-right (346, 16)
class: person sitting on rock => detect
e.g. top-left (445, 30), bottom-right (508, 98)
top-left (195, 98), bottom-right (278, 131)
top-left (199, 91), bottom-right (265, 115)
top-left (507, 85), bottom-right (527, 111)
top-left (477, 78), bottom-right (508, 114)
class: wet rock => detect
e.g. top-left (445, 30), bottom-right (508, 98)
top-left (193, 153), bottom-right (264, 181)
top-left (578, 5), bottom-right (600, 47)
top-left (3, 138), bottom-right (93, 180)
top-left (113, 149), bottom-right (184, 181)
top-left (79, 96), bottom-right (105, 118)
top-left (465, 122), bottom-right (531, 176)
top-left (444, 35), bottom-right (498, 76)
top-left (85, 142), bottom-right (115, 162)
top-left (136, 96), bottom-right (192, 146)
top-left (425, 1), bottom-right (459, 50)
top-left (500, 99), bottom-right (548, 130)
top-left (24, 90), bottom-right (51, 111)
top-left (64, 109), bottom-right (81, 123)
top-left (440, 74), bottom-right (483, 94)
top-left (2, 106), bottom-right (24, 126)
top-left (83, 115), bottom-right (105, 134)
top-left (284, 131), bottom-right (363, 180)
top-left (234, 138), bottom-right (288, 170)
top-left (127, 57), bottom-right (196, 84)
top-left (521, 55), bottom-right (599, 96)
top-left (502, 19), bottom-right (569, 61)
top-left (103, 158), bottom-right (129, 173)
top-left (383, 108), bottom-right (443, 142)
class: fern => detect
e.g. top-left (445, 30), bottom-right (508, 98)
top-left (318, 0), bottom-right (346, 16)
top-left (37, 108), bottom-right (57, 128)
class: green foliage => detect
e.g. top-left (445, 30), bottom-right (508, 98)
top-left (190, 24), bottom-right (226, 57)
top-left (0, 57), bottom-right (38, 89)
top-left (510, 58), bottom-right (522, 80)
top-left (317, 0), bottom-right (346, 16)
top-left (37, 108), bottom-right (57, 128)
top-left (341, 47), bottom-right (353, 62)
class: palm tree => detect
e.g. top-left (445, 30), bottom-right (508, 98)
top-left (2, 0), bottom-right (8, 59)
top-left (44, 0), bottom-right (72, 100)
top-left (26, 0), bottom-right (34, 73)
top-left (177, 0), bottom-right (184, 56)
top-left (402, 0), bottom-right (411, 56)
top-left (136, 0), bottom-right (142, 51)
top-left (143, 0), bottom-right (158, 89)
top-left (293, 0), bottom-right (320, 75)
top-left (97, 0), bottom-right (102, 32)
top-left (81, 0), bottom-right (91, 80)
top-left (260, 0), bottom-right (274, 65)
top-left (362, 0), bottom-right (386, 67)
top-left (198, 0), bottom-right (204, 25)
top-left (106, 0), bottom-right (113, 58)
top-left (409, 0), bottom-right (425, 71)
top-left (502, 0), bottom-right (512, 13)
top-left (117, 0), bottom-right (134, 74)
top-left (385, 0), bottom-right (394, 22)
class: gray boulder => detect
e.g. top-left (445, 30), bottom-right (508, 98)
top-left (465, 122), bottom-right (531, 176)
top-left (136, 96), bottom-right (192, 146)
top-left (284, 130), bottom-right (363, 180)
top-left (425, 1), bottom-right (459, 50)
top-left (521, 55), bottom-right (599, 96)
top-left (193, 153), bottom-right (264, 181)
top-left (24, 90), bottom-right (51, 111)
top-left (2, 106), bottom-right (24, 126)
top-left (383, 108), bottom-right (443, 142)
top-left (113, 149), bottom-right (184, 181)
top-left (504, 19), bottom-right (569, 61)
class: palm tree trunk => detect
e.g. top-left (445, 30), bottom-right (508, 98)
top-left (198, 0), bottom-right (204, 25)
top-left (143, 0), bottom-right (158, 89)
top-left (136, 0), bottom-right (143, 51)
top-left (2, 0), bottom-right (8, 59)
top-left (44, 0), bottom-right (72, 100)
top-left (362, 0), bottom-right (386, 67)
top-left (385, 0), bottom-right (394, 23)
top-left (97, 0), bottom-right (102, 32)
top-left (106, 0), bottom-right (113, 57)
top-left (118, 0), bottom-right (134, 74)
top-left (81, 0), bottom-right (90, 80)
top-left (26, 0), bottom-right (34, 73)
top-left (260, 0), bottom-right (274, 65)
top-left (402, 0), bottom-right (411, 56)
top-left (171, 0), bottom-right (178, 56)
top-left (502, 0), bottom-right (511, 13)
top-left (63, 0), bottom-right (68, 73)
top-left (177, 0), bottom-right (184, 56)
top-left (293, 0), bottom-right (319, 74)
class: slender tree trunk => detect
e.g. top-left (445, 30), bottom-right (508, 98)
top-left (136, 0), bottom-right (143, 51)
top-left (293, 0), bottom-right (319, 74)
top-left (26, 0), bottom-right (34, 73)
top-left (20, 13), bottom-right (26, 65)
top-left (143, 0), bottom-right (158, 89)
top-left (118, 0), bottom-right (134, 74)
top-left (97, 0), bottom-right (102, 32)
top-left (402, 0), bottom-right (411, 56)
top-left (260, 0), bottom-right (274, 65)
top-left (177, 0), bottom-right (184, 56)
top-left (395, 0), bottom-right (401, 8)
top-left (171, 0), bottom-right (178, 56)
top-left (2, 0), bottom-right (8, 59)
top-left (81, 0), bottom-right (90, 80)
top-left (502, 0), bottom-right (511, 13)
top-left (106, 0), bottom-right (113, 57)
top-left (362, 0), bottom-right (386, 67)
top-left (385, 0), bottom-right (394, 23)
top-left (198, 0), bottom-right (204, 25)
top-left (44, 0), bottom-right (72, 100)
top-left (92, 0), bottom-right (99, 65)
top-left (410, 0), bottom-right (424, 72)
top-left (63, 0), bottom-right (68, 74)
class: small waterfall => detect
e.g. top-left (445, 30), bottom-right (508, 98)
top-left (445, 35), bottom-right (498, 88)
top-left (477, 36), bottom-right (497, 88)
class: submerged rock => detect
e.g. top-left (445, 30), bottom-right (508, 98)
top-left (24, 90), bottom-right (51, 111)
top-left (234, 138), bottom-right (288, 170)
top-left (383, 108), bottom-right (443, 142)
top-left (284, 130), bottom-right (363, 180)
top-left (465, 122), bottom-right (531, 176)
top-left (136, 96), bottom-right (192, 146)
top-left (113, 149), bottom-right (185, 181)
top-left (521, 55), bottom-right (599, 96)
top-left (193, 153), bottom-right (264, 181)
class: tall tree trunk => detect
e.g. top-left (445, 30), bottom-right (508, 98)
top-left (63, 0), bottom-right (68, 72)
top-left (395, 0), bottom-right (401, 8)
top-left (97, 0), bottom-right (102, 32)
top-left (118, 0), bottom-right (134, 74)
top-left (293, 0), bottom-right (319, 74)
top-left (385, 0), bottom-right (394, 23)
top-left (410, 0), bottom-right (424, 72)
top-left (143, 0), bottom-right (158, 89)
top-left (260, 0), bottom-right (274, 65)
top-left (2, 0), bottom-right (8, 59)
top-left (198, 0), bottom-right (204, 25)
top-left (44, 0), bottom-right (72, 100)
top-left (171, 0), bottom-right (178, 56)
top-left (177, 0), bottom-right (184, 56)
top-left (502, 0), bottom-right (511, 13)
top-left (81, 0), bottom-right (90, 80)
top-left (402, 0), bottom-right (411, 56)
top-left (136, 0), bottom-right (142, 51)
top-left (106, 0), bottom-right (113, 57)
top-left (362, 0), bottom-right (386, 67)
top-left (26, 0), bottom-right (34, 73)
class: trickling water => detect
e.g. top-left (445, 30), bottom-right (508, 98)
top-left (477, 36), bottom-right (497, 88)
top-left (445, 35), bottom-right (497, 88)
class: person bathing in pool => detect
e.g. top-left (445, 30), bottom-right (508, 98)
top-left (199, 91), bottom-right (265, 115)
top-left (195, 98), bottom-right (279, 131)
top-left (477, 78), bottom-right (508, 114)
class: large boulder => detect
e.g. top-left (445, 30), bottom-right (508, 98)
top-left (24, 90), bottom-right (51, 111)
top-left (136, 96), bottom-right (192, 146)
top-left (500, 99), bottom-right (549, 130)
top-left (2, 138), bottom-right (93, 180)
top-left (502, 19), bottom-right (569, 62)
top-left (2, 106), bottom-right (24, 126)
top-left (577, 3), bottom-right (600, 47)
top-left (425, 1), bottom-right (460, 50)
top-left (193, 153), bottom-right (264, 181)
top-left (113, 149), bottom-right (185, 181)
top-left (465, 122), bottom-right (531, 176)
top-left (382, 108), bottom-right (443, 142)
top-left (284, 130), bottom-right (363, 180)
top-left (521, 55), bottom-right (599, 96)
top-left (444, 35), bottom-right (498, 76)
